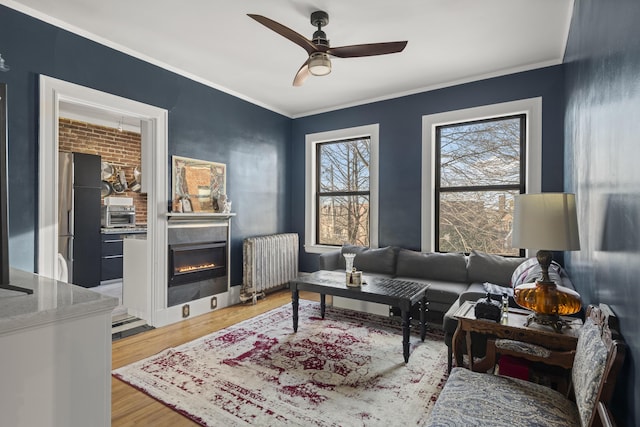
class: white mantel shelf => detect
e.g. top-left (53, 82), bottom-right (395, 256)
top-left (167, 212), bottom-right (236, 221)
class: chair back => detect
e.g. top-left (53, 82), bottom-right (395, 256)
top-left (572, 304), bottom-right (625, 427)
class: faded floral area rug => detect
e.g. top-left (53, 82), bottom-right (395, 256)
top-left (113, 300), bottom-right (449, 426)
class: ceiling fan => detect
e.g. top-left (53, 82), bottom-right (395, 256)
top-left (248, 11), bottom-right (408, 86)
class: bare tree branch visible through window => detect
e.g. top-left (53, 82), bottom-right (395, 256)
top-left (317, 138), bottom-right (370, 246)
top-left (437, 116), bottom-right (524, 255)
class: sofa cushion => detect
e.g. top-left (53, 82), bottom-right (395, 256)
top-left (318, 250), bottom-right (343, 271)
top-left (467, 250), bottom-right (525, 287)
top-left (395, 249), bottom-right (468, 283)
top-left (334, 244), bottom-right (369, 270)
top-left (427, 367), bottom-right (580, 427)
top-left (442, 283), bottom-right (486, 334)
top-left (342, 244), bottom-right (398, 276)
top-left (395, 277), bottom-right (469, 307)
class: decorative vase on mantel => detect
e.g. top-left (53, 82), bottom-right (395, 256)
top-left (218, 194), bottom-right (232, 214)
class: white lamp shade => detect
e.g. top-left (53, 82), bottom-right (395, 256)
top-left (512, 193), bottom-right (581, 251)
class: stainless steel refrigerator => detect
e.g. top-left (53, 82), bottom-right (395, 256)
top-left (58, 152), bottom-right (102, 287)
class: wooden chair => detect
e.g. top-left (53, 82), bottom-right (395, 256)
top-left (427, 304), bottom-right (626, 427)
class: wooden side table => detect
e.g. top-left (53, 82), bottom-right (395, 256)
top-left (452, 301), bottom-right (583, 371)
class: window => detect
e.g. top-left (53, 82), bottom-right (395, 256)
top-left (421, 98), bottom-right (542, 254)
top-left (305, 124), bottom-right (379, 253)
top-left (317, 138), bottom-right (370, 246)
top-left (436, 115), bottom-right (525, 255)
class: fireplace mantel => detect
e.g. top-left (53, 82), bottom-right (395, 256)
top-left (165, 213), bottom-right (233, 308)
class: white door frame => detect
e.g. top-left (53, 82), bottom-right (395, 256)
top-left (38, 75), bottom-right (168, 326)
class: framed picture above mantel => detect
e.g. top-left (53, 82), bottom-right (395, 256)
top-left (171, 155), bottom-right (226, 213)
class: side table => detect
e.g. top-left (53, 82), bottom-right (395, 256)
top-left (452, 301), bottom-right (583, 372)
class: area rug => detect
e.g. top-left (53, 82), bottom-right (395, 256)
top-left (113, 300), bottom-right (449, 426)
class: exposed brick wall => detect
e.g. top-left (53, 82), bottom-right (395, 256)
top-left (58, 118), bottom-right (147, 224)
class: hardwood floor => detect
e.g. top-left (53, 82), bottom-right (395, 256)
top-left (111, 290), bottom-right (320, 426)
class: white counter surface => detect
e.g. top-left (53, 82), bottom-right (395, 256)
top-left (101, 226), bottom-right (147, 234)
top-left (0, 268), bottom-right (118, 336)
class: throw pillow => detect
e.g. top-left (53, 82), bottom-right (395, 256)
top-left (342, 244), bottom-right (398, 276)
top-left (395, 249), bottom-right (467, 282)
top-left (337, 244), bottom-right (367, 270)
top-left (467, 250), bottom-right (526, 286)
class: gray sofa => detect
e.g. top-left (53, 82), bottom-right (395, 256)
top-left (318, 244), bottom-right (577, 370)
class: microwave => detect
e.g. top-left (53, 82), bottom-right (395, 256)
top-left (101, 205), bottom-right (136, 228)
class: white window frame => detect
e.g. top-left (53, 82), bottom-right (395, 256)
top-left (305, 124), bottom-right (379, 254)
top-left (421, 98), bottom-right (542, 252)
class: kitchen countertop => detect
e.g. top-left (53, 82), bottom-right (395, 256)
top-left (0, 269), bottom-right (118, 336)
top-left (101, 226), bottom-right (147, 234)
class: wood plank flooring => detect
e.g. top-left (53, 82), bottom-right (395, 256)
top-left (111, 290), bottom-right (320, 426)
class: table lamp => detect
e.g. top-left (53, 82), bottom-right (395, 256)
top-left (511, 193), bottom-right (581, 331)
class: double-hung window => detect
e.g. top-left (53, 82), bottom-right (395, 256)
top-left (436, 115), bottom-right (525, 256)
top-left (305, 124), bottom-right (379, 253)
top-left (422, 98), bottom-right (542, 256)
top-left (316, 138), bottom-right (371, 246)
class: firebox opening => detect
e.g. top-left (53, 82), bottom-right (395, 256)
top-left (169, 241), bottom-right (227, 286)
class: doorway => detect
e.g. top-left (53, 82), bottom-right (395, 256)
top-left (38, 75), bottom-right (168, 327)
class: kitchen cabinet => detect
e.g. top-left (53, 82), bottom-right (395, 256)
top-left (100, 229), bottom-right (146, 283)
top-left (123, 237), bottom-right (148, 321)
top-left (100, 233), bottom-right (123, 282)
top-left (1, 269), bottom-right (117, 427)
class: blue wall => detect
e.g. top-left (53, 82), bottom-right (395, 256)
top-left (0, 5), bottom-right (291, 285)
top-left (291, 66), bottom-right (566, 272)
top-left (4, 1), bottom-right (636, 424)
top-left (564, 1), bottom-right (640, 424)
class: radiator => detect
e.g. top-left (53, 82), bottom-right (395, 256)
top-left (241, 233), bottom-right (299, 303)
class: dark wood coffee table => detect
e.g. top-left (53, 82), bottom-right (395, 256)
top-left (289, 270), bottom-right (429, 363)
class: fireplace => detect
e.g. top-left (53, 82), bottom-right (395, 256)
top-left (169, 241), bottom-right (227, 286)
top-left (167, 217), bottom-right (230, 307)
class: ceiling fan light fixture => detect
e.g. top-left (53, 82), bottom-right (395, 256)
top-left (248, 11), bottom-right (406, 86)
top-left (308, 52), bottom-right (331, 76)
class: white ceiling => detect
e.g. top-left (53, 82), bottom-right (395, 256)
top-left (5, 0), bottom-right (574, 118)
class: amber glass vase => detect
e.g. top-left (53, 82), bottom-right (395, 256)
top-left (514, 281), bottom-right (582, 315)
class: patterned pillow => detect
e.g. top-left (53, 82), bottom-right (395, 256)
top-left (572, 318), bottom-right (609, 426)
top-left (467, 250), bottom-right (525, 286)
top-left (510, 257), bottom-right (566, 288)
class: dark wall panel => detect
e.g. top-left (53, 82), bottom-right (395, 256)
top-left (291, 66), bottom-right (566, 272)
top-left (563, 1), bottom-right (640, 424)
top-left (0, 5), bottom-right (290, 285)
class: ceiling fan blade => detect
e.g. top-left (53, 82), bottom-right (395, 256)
top-left (293, 60), bottom-right (311, 87)
top-left (248, 14), bottom-right (318, 55)
top-left (327, 41), bottom-right (408, 58)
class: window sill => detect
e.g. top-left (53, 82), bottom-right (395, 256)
top-left (304, 244), bottom-right (341, 254)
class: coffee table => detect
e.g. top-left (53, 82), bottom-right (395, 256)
top-left (289, 270), bottom-right (429, 363)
